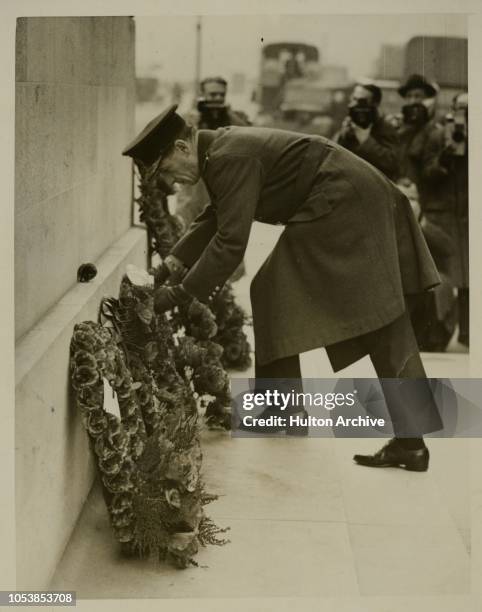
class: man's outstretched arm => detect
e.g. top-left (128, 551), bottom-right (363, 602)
top-left (180, 155), bottom-right (263, 302)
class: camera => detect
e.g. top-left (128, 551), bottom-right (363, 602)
top-left (348, 98), bottom-right (377, 129)
top-left (196, 97), bottom-right (227, 113)
top-left (196, 97), bottom-right (230, 129)
top-left (401, 102), bottom-right (429, 126)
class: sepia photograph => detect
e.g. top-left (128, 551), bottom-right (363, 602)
top-left (7, 3), bottom-right (482, 611)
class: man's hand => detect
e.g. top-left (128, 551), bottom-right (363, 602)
top-left (150, 262), bottom-right (171, 286)
top-left (150, 255), bottom-right (189, 288)
top-left (339, 116), bottom-right (354, 139)
top-left (154, 284), bottom-right (193, 314)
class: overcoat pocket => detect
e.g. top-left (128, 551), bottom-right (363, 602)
top-left (287, 172), bottom-right (355, 223)
top-left (287, 191), bottom-right (333, 223)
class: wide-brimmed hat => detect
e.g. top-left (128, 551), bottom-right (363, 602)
top-left (122, 104), bottom-right (186, 166)
top-left (398, 74), bottom-right (439, 98)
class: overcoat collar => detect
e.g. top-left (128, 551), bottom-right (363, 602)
top-left (197, 129), bottom-right (219, 177)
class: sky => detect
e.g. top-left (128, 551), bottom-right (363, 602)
top-left (135, 13), bottom-right (467, 83)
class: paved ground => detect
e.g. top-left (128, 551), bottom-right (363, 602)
top-left (50, 223), bottom-right (477, 609)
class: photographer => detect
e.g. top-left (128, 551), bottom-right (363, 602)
top-left (176, 77), bottom-right (251, 279)
top-left (396, 76), bottom-right (466, 351)
top-left (177, 77), bottom-right (251, 228)
top-left (433, 92), bottom-right (469, 346)
top-left (396, 74), bottom-right (443, 207)
top-left (192, 76), bottom-right (251, 130)
top-left (334, 82), bottom-right (399, 180)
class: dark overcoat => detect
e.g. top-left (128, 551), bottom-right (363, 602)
top-left (171, 127), bottom-right (439, 367)
top-left (334, 115), bottom-right (400, 181)
top-left (444, 153), bottom-right (469, 289)
top-left (422, 128), bottom-right (469, 289)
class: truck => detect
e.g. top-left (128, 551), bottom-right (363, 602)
top-left (256, 42), bottom-right (321, 114)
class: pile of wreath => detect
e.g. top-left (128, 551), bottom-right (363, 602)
top-left (70, 159), bottom-right (254, 567)
top-left (70, 275), bottom-right (230, 568)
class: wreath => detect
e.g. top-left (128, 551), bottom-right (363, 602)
top-left (70, 274), bottom-right (229, 568)
top-left (135, 169), bottom-right (252, 372)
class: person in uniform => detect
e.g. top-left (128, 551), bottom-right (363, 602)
top-left (195, 76), bottom-right (251, 129)
top-left (334, 81), bottom-right (399, 180)
top-left (123, 105), bottom-right (443, 472)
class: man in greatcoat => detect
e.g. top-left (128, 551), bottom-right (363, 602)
top-left (123, 105), bottom-right (443, 472)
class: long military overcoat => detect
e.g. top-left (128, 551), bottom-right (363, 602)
top-left (170, 127), bottom-right (439, 367)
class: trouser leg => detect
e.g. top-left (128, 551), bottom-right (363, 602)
top-left (234, 352), bottom-right (307, 434)
top-left (254, 354), bottom-right (302, 379)
top-left (362, 309), bottom-right (443, 439)
top-left (253, 353), bottom-right (305, 415)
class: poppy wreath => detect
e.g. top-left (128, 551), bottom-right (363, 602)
top-left (115, 274), bottom-right (232, 430)
top-left (169, 302), bottom-right (231, 430)
top-left (135, 168), bottom-right (252, 372)
top-left (70, 278), bottom-right (230, 568)
top-left (135, 171), bottom-right (185, 260)
top-left (209, 286), bottom-right (252, 371)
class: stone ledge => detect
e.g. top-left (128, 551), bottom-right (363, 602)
top-left (16, 227), bottom-right (146, 386)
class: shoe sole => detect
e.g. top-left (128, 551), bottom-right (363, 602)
top-left (354, 459), bottom-right (428, 472)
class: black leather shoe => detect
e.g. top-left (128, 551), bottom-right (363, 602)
top-left (235, 408), bottom-right (309, 436)
top-left (353, 438), bottom-right (429, 471)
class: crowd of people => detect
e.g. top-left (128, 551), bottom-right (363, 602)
top-left (334, 74), bottom-right (469, 352)
top-left (172, 72), bottom-right (469, 353)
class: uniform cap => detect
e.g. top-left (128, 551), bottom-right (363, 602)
top-left (122, 104), bottom-right (186, 166)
